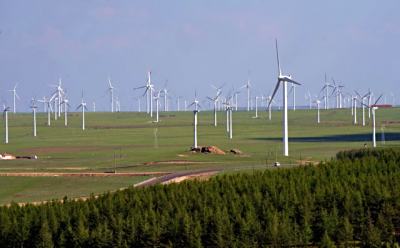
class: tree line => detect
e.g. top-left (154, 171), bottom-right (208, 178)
top-left (0, 147), bottom-right (400, 247)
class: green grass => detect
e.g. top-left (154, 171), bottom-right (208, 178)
top-left (0, 176), bottom-right (149, 205)
top-left (0, 107), bottom-right (399, 203)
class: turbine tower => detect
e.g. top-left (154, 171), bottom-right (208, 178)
top-left (3, 107), bottom-right (10, 143)
top-left (268, 39), bottom-right (301, 156)
top-left (38, 97), bottom-right (53, 126)
top-left (319, 74), bottom-right (332, 110)
top-left (188, 93), bottom-right (201, 149)
top-left (207, 91), bottom-right (221, 127)
top-left (9, 84), bottom-right (19, 113)
top-left (241, 78), bottom-right (251, 111)
top-left (76, 92), bottom-right (88, 130)
top-left (30, 98), bottom-right (38, 137)
top-left (355, 91), bottom-right (370, 126)
top-left (362, 95), bottom-right (382, 148)
top-left (108, 77), bottom-right (114, 113)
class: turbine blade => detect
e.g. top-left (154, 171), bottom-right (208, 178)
top-left (286, 78), bottom-right (301, 85)
top-left (275, 39), bottom-right (281, 75)
top-left (268, 80), bottom-right (281, 108)
top-left (374, 94), bottom-right (383, 105)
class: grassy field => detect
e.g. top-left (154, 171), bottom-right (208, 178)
top-left (0, 107), bottom-right (399, 203)
top-left (0, 176), bottom-right (149, 205)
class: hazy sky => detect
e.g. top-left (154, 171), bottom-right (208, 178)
top-left (0, 0), bottom-right (399, 111)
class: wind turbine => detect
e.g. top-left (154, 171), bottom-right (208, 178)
top-left (223, 96), bottom-right (234, 139)
top-left (30, 98), bottom-right (38, 137)
top-left (319, 74), bottom-right (333, 110)
top-left (362, 95), bottom-right (382, 148)
top-left (352, 95), bottom-right (358, 125)
top-left (313, 97), bottom-right (321, 124)
top-left (268, 39), bottom-right (301, 157)
top-left (253, 96), bottom-right (259, 118)
top-left (108, 77), bottom-right (115, 113)
top-left (38, 97), bottom-right (53, 126)
top-left (9, 84), bottom-right (20, 113)
top-left (240, 78), bottom-right (251, 112)
top-left (162, 83), bottom-right (169, 112)
top-left (134, 71), bottom-right (154, 117)
top-left (76, 92), bottom-right (88, 130)
top-left (154, 90), bottom-right (161, 123)
top-left (50, 78), bottom-right (65, 118)
top-left (233, 89), bottom-right (240, 111)
top-left (187, 91), bottom-right (200, 111)
top-left (331, 78), bottom-right (344, 108)
top-left (39, 96), bottom-right (47, 113)
top-left (305, 91), bottom-right (312, 110)
top-left (355, 91), bottom-right (370, 126)
top-left (206, 91), bottom-right (222, 127)
top-left (62, 98), bottom-right (70, 127)
top-left (188, 93), bottom-right (201, 149)
top-left (3, 106), bottom-right (10, 143)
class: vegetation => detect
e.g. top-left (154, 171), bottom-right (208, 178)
top-left (0, 147), bottom-right (399, 247)
top-left (0, 108), bottom-right (399, 203)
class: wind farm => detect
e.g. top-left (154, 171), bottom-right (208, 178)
top-left (0, 1), bottom-right (400, 246)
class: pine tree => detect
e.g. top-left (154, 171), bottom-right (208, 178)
top-left (36, 220), bottom-right (54, 248)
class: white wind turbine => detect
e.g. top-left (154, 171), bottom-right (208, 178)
top-left (108, 77), bottom-right (115, 113)
top-left (188, 92), bottom-right (201, 149)
top-left (223, 96), bottom-right (234, 139)
top-left (134, 71), bottom-right (154, 117)
top-left (30, 98), bottom-right (38, 137)
top-left (362, 95), bottom-right (382, 148)
top-left (319, 74), bottom-right (333, 110)
top-left (187, 91), bottom-right (200, 111)
top-left (206, 91), bottom-right (222, 127)
top-left (355, 91), bottom-right (370, 126)
top-left (268, 39), bottom-right (301, 157)
top-left (313, 97), bottom-right (321, 124)
top-left (38, 97), bottom-right (53, 126)
top-left (352, 95), bottom-right (358, 125)
top-left (254, 96), bottom-right (259, 118)
top-left (162, 84), bottom-right (169, 112)
top-left (76, 92), bottom-right (88, 130)
top-left (331, 78), bottom-right (344, 108)
top-left (228, 103), bottom-right (233, 139)
top-left (3, 106), bottom-right (10, 144)
top-left (62, 98), bottom-right (70, 126)
top-left (240, 78), bottom-right (251, 112)
top-left (154, 90), bottom-right (161, 123)
top-left (9, 83), bottom-right (20, 113)
top-left (233, 89), bottom-right (240, 111)
top-left (39, 96), bottom-right (47, 113)
top-left (305, 91), bottom-right (312, 110)
top-left (50, 78), bottom-right (65, 118)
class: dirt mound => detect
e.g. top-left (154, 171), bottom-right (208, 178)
top-left (230, 149), bottom-right (243, 155)
top-left (190, 146), bottom-right (226, 155)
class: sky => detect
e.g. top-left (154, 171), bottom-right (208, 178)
top-left (0, 0), bottom-right (399, 111)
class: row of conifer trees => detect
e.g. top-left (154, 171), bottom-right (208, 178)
top-left (0, 147), bottom-right (399, 247)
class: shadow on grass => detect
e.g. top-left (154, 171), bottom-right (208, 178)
top-left (252, 132), bottom-right (400, 142)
